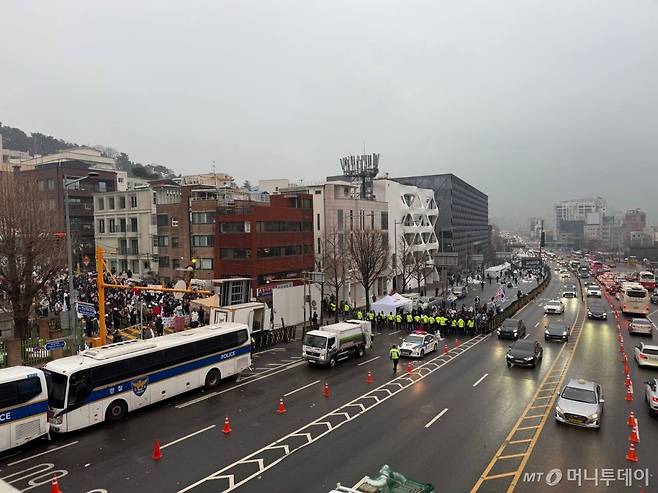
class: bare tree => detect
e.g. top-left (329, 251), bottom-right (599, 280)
top-left (410, 251), bottom-right (431, 294)
top-left (394, 236), bottom-right (414, 293)
top-left (323, 228), bottom-right (348, 322)
top-left (0, 173), bottom-right (66, 343)
top-left (347, 228), bottom-right (389, 312)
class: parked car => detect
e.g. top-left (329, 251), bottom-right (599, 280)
top-left (634, 343), bottom-right (658, 368)
top-left (628, 318), bottom-right (655, 336)
top-left (506, 340), bottom-right (543, 367)
top-left (497, 318), bottom-right (527, 340)
top-left (555, 378), bottom-right (604, 429)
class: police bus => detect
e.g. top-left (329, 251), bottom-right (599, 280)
top-left (44, 322), bottom-right (250, 433)
top-left (0, 367), bottom-right (49, 452)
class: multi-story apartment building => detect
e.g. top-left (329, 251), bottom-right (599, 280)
top-left (93, 189), bottom-right (158, 277)
top-left (553, 197), bottom-right (607, 248)
top-left (214, 193), bottom-right (315, 297)
top-left (23, 161), bottom-right (118, 270)
top-left (373, 179), bottom-right (439, 292)
top-left (623, 209), bottom-right (647, 248)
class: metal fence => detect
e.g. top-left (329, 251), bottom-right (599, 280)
top-left (0, 337), bottom-right (52, 369)
top-left (252, 322), bottom-right (297, 351)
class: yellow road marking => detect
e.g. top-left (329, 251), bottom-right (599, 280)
top-left (516, 425), bottom-right (539, 431)
top-left (498, 453), bottom-right (526, 460)
top-left (471, 300), bottom-right (584, 493)
top-left (522, 415), bottom-right (544, 419)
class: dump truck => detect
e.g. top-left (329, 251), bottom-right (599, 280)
top-left (302, 320), bottom-right (372, 367)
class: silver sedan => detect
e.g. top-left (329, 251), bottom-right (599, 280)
top-left (555, 378), bottom-right (604, 429)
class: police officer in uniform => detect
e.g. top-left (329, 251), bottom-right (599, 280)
top-left (396, 312), bottom-right (402, 330)
top-left (405, 312), bottom-right (413, 332)
top-left (389, 344), bottom-right (401, 372)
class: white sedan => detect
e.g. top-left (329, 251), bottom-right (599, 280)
top-left (544, 299), bottom-right (565, 314)
top-left (586, 285), bottom-right (602, 297)
top-left (399, 332), bottom-right (439, 358)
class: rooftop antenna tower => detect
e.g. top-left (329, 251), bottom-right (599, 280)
top-left (339, 152), bottom-right (379, 200)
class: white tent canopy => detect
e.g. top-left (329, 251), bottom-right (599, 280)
top-left (371, 293), bottom-right (413, 315)
top-left (485, 262), bottom-right (511, 276)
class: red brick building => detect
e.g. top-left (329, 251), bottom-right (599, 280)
top-left (214, 193), bottom-right (315, 295)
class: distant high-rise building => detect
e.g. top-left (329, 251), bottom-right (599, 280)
top-left (554, 197), bottom-right (607, 248)
top-left (623, 209), bottom-right (647, 248)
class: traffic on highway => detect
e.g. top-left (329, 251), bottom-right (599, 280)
top-left (0, 254), bottom-right (656, 493)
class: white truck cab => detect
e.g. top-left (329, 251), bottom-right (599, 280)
top-left (302, 320), bottom-right (372, 367)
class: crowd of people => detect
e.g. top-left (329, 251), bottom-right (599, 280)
top-left (35, 272), bottom-right (207, 342)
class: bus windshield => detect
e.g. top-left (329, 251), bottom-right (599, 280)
top-left (43, 369), bottom-right (67, 409)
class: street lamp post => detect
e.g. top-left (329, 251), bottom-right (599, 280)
top-left (63, 171), bottom-right (98, 347)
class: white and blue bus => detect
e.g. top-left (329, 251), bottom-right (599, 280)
top-left (0, 367), bottom-right (49, 452)
top-left (44, 322), bottom-right (250, 433)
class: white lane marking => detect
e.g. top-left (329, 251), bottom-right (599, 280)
top-left (176, 361), bottom-right (306, 408)
top-left (266, 363), bottom-right (282, 367)
top-left (6, 442), bottom-right (79, 467)
top-left (534, 321), bottom-right (540, 328)
top-left (283, 380), bottom-right (321, 397)
top-left (389, 330), bottom-right (402, 335)
top-left (472, 373), bottom-right (489, 388)
top-left (523, 334), bottom-right (529, 339)
top-left (357, 356), bottom-right (381, 366)
top-left (161, 425), bottom-right (216, 450)
top-left (177, 334), bottom-right (489, 493)
top-left (425, 408), bottom-right (449, 428)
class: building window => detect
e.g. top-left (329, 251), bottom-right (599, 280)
top-left (130, 217), bottom-right (138, 232)
top-left (157, 236), bottom-right (169, 247)
top-left (158, 256), bottom-right (170, 268)
top-left (302, 198), bottom-right (312, 209)
top-left (171, 237), bottom-right (179, 248)
top-left (97, 197), bottom-right (104, 210)
top-left (119, 218), bottom-right (126, 233)
top-left (381, 211), bottom-right (388, 230)
top-left (109, 219), bottom-right (116, 233)
top-left (119, 239), bottom-right (127, 255)
top-left (98, 219), bottom-right (105, 234)
top-left (337, 210), bottom-right (344, 231)
top-left (108, 197), bottom-right (115, 210)
top-left (119, 196), bottom-right (126, 209)
top-left (316, 214), bottom-right (321, 231)
top-left (37, 180), bottom-right (45, 192)
top-left (130, 239), bottom-right (138, 255)
top-left (192, 235), bottom-right (214, 247)
top-left (47, 179), bottom-right (54, 191)
top-left (156, 214), bottom-right (168, 227)
top-left (317, 237), bottom-right (321, 255)
top-left (349, 210), bottom-right (353, 230)
top-left (98, 181), bottom-right (107, 192)
top-left (130, 195), bottom-right (137, 208)
top-left (199, 258), bottom-right (213, 270)
top-left (131, 260), bottom-right (139, 273)
top-left (172, 258), bottom-right (181, 269)
top-left (191, 212), bottom-right (215, 224)
top-left (220, 248), bottom-right (251, 259)
top-left (314, 190), bottom-right (322, 195)
top-left (302, 222), bottom-right (312, 231)
top-left (220, 222), bottom-right (246, 233)
top-left (370, 211), bottom-right (375, 229)
top-left (48, 199), bottom-right (56, 210)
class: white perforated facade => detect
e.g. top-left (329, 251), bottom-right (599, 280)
top-left (374, 179), bottom-right (439, 292)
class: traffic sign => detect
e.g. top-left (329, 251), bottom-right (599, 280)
top-left (45, 339), bottom-right (66, 351)
top-left (76, 301), bottom-right (96, 318)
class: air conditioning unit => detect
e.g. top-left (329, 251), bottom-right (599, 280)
top-left (171, 219), bottom-right (179, 227)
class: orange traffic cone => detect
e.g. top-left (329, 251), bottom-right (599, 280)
top-left (222, 416), bottom-right (232, 435)
top-left (406, 361), bottom-right (413, 374)
top-left (366, 370), bottom-right (373, 384)
top-left (629, 426), bottom-right (640, 444)
top-left (443, 343), bottom-right (448, 355)
top-left (623, 362), bottom-right (630, 375)
top-left (626, 443), bottom-right (638, 462)
top-left (50, 475), bottom-right (62, 493)
top-left (625, 386), bottom-right (633, 401)
top-left (625, 374), bottom-right (631, 387)
top-left (455, 338), bottom-right (460, 348)
top-left (627, 412), bottom-right (637, 427)
top-left (276, 398), bottom-right (287, 414)
top-left (152, 439), bottom-right (163, 461)
top-left (323, 382), bottom-right (331, 398)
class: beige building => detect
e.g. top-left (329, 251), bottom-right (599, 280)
top-left (93, 189), bottom-right (158, 277)
top-left (176, 173), bottom-right (234, 188)
top-left (20, 147), bottom-right (117, 170)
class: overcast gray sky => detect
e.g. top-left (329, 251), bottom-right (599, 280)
top-left (2, 0), bottom-right (657, 228)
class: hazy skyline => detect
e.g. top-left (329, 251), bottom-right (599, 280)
top-left (2, 1), bottom-right (657, 227)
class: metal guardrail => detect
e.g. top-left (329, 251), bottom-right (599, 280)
top-left (252, 322), bottom-right (296, 351)
top-left (0, 337), bottom-right (52, 369)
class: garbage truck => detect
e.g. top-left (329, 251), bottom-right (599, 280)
top-left (302, 320), bottom-right (372, 367)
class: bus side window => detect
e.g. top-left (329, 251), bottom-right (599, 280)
top-left (68, 371), bottom-right (92, 406)
top-left (16, 377), bottom-right (42, 404)
top-left (0, 383), bottom-right (17, 409)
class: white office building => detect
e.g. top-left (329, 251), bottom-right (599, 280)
top-left (373, 179), bottom-right (439, 293)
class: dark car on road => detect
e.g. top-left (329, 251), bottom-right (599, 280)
top-left (506, 340), bottom-right (543, 367)
top-left (497, 318), bottom-right (527, 340)
top-left (545, 322), bottom-right (570, 342)
top-left (587, 302), bottom-right (607, 320)
top-left (651, 291), bottom-right (658, 305)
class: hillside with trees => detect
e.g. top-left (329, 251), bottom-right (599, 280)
top-left (0, 122), bottom-right (177, 180)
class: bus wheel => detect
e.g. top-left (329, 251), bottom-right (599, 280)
top-left (205, 369), bottom-right (221, 389)
top-left (106, 400), bottom-right (127, 422)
